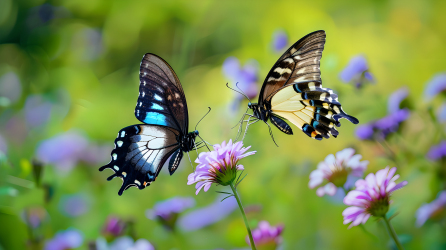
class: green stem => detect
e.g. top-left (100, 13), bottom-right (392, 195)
top-left (382, 216), bottom-right (404, 250)
top-left (230, 183), bottom-right (256, 250)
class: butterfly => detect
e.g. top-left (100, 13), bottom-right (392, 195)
top-left (236, 30), bottom-right (359, 142)
top-left (99, 53), bottom-right (205, 196)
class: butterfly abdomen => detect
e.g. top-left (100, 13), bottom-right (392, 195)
top-left (270, 114), bottom-right (293, 135)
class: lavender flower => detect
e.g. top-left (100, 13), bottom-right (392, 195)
top-left (102, 217), bottom-right (126, 237)
top-left (146, 196), bottom-right (195, 230)
top-left (415, 191), bottom-right (446, 227)
top-left (246, 221), bottom-right (283, 249)
top-left (96, 236), bottom-right (155, 250)
top-left (339, 55), bottom-right (374, 88)
top-left (272, 30), bottom-right (288, 52)
top-left (44, 228), bottom-right (83, 250)
top-left (187, 140), bottom-right (255, 194)
top-left (21, 207), bottom-right (48, 229)
top-left (24, 95), bottom-right (52, 128)
top-left (388, 87), bottom-right (409, 114)
top-left (343, 167), bottom-right (407, 228)
top-left (177, 195), bottom-right (237, 231)
top-left (59, 194), bottom-right (89, 217)
top-left (309, 148), bottom-right (368, 196)
top-left (426, 141), bottom-right (446, 161)
top-left (424, 73), bottom-right (446, 100)
top-left (223, 57), bottom-right (259, 100)
top-left (355, 124), bottom-right (374, 140)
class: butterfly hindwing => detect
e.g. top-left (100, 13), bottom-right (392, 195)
top-left (135, 53), bottom-right (189, 134)
top-left (99, 124), bottom-right (180, 196)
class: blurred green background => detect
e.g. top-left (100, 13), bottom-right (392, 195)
top-left (1, 0), bottom-right (445, 249)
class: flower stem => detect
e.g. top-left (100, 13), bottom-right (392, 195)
top-left (230, 183), bottom-right (256, 250)
top-left (382, 216), bottom-right (404, 250)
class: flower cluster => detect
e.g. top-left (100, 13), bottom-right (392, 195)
top-left (339, 55), bottom-right (374, 88)
top-left (343, 167), bottom-right (407, 228)
top-left (222, 57), bottom-right (259, 102)
top-left (146, 196), bottom-right (195, 230)
top-left (45, 228), bottom-right (83, 250)
top-left (309, 148), bottom-right (368, 196)
top-left (187, 140), bottom-right (255, 194)
top-left (427, 141), bottom-right (446, 161)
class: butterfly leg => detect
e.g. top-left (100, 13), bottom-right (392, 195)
top-left (241, 118), bottom-right (260, 141)
top-left (264, 121), bottom-right (279, 147)
top-left (185, 151), bottom-right (195, 172)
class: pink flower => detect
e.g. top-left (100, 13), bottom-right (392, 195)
top-left (343, 167), bottom-right (407, 229)
top-left (187, 140), bottom-right (255, 195)
top-left (246, 221), bottom-right (284, 248)
top-left (309, 148), bottom-right (368, 197)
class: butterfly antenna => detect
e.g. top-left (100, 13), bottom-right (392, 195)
top-left (265, 122), bottom-right (279, 147)
top-left (195, 107), bottom-right (211, 131)
top-left (226, 82), bottom-right (251, 102)
top-left (235, 82), bottom-right (252, 102)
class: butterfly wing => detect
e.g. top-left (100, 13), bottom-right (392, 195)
top-left (135, 53), bottom-right (189, 134)
top-left (258, 30), bottom-right (326, 104)
top-left (259, 30), bottom-right (358, 140)
top-left (99, 124), bottom-right (180, 196)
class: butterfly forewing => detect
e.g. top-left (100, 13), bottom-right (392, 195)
top-left (259, 30), bottom-right (326, 103)
top-left (135, 54), bottom-right (189, 134)
top-left (99, 124), bottom-right (180, 196)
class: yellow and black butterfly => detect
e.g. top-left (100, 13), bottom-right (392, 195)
top-left (237, 30), bottom-right (358, 142)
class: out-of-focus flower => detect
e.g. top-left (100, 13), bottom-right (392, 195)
top-left (355, 124), bottom-right (374, 140)
top-left (437, 103), bottom-right (446, 123)
top-left (388, 87), bottom-right (409, 114)
top-left (24, 95), bottom-right (52, 128)
top-left (59, 194), bottom-right (89, 217)
top-left (0, 133), bottom-right (7, 155)
top-left (223, 57), bottom-right (259, 101)
top-left (424, 73), bottom-right (446, 100)
top-left (415, 191), bottom-right (446, 227)
top-left (177, 195), bottom-right (237, 231)
top-left (146, 196), bottom-right (195, 230)
top-left (339, 55), bottom-right (374, 88)
top-left (44, 228), bottom-right (83, 250)
top-left (96, 236), bottom-right (155, 250)
top-left (272, 30), bottom-right (288, 52)
top-left (343, 167), bottom-right (407, 229)
top-left (26, 3), bottom-right (70, 29)
top-left (374, 109), bottom-right (410, 136)
top-left (73, 28), bottom-right (104, 61)
top-left (36, 130), bottom-right (109, 172)
top-left (246, 221), bottom-right (283, 249)
top-left (21, 207), bottom-right (48, 229)
top-left (0, 72), bottom-right (21, 106)
top-left (309, 148), bottom-right (368, 197)
top-left (427, 141), bottom-right (446, 161)
top-left (102, 217), bottom-right (126, 237)
top-left (187, 140), bottom-right (255, 194)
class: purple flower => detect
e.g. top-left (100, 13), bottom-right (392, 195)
top-left (24, 95), bottom-right (52, 128)
top-left (59, 194), bottom-right (89, 217)
top-left (246, 221), bottom-right (284, 248)
top-left (426, 141), bottom-right (446, 161)
top-left (437, 103), bottom-right (446, 123)
top-left (374, 109), bottom-right (410, 137)
top-left (146, 196), bottom-right (194, 230)
top-left (415, 191), bottom-right (446, 227)
top-left (21, 207), bottom-right (48, 229)
top-left (0, 72), bottom-right (22, 106)
top-left (355, 124), bottom-right (374, 140)
top-left (177, 195), bottom-right (237, 231)
top-left (223, 57), bottom-right (259, 100)
top-left (96, 236), bottom-right (155, 250)
top-left (388, 87), bottom-right (409, 114)
top-left (343, 167), bottom-right (407, 229)
top-left (424, 73), bottom-right (446, 100)
top-left (102, 217), bottom-right (126, 237)
top-left (309, 148), bottom-right (368, 197)
top-left (272, 30), bottom-right (288, 52)
top-left (339, 55), bottom-right (374, 88)
top-left (0, 133), bottom-right (7, 155)
top-left (187, 140), bottom-right (255, 194)
top-left (45, 228), bottom-right (83, 250)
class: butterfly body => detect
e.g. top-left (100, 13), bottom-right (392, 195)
top-left (241, 30), bottom-right (359, 141)
top-left (100, 53), bottom-right (200, 196)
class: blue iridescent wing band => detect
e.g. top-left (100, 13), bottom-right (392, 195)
top-left (135, 53), bottom-right (189, 134)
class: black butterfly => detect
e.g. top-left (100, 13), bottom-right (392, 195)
top-left (237, 30), bottom-right (359, 141)
top-left (100, 53), bottom-right (203, 196)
